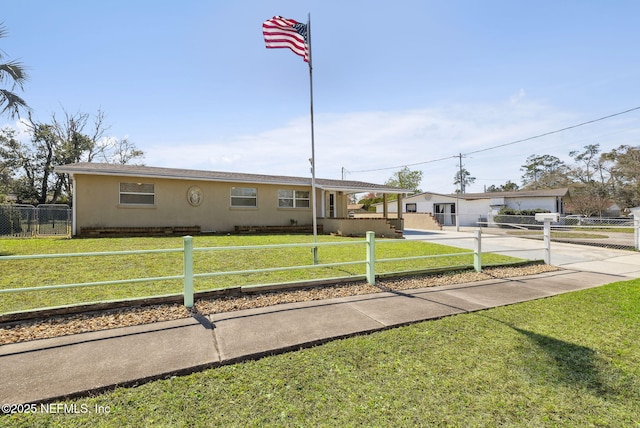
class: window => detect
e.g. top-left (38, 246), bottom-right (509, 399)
top-left (231, 187), bottom-right (257, 207)
top-left (119, 182), bottom-right (155, 205)
top-left (278, 189), bottom-right (310, 208)
top-left (406, 203), bottom-right (417, 213)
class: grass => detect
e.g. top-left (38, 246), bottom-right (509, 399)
top-left (586, 227), bottom-right (634, 233)
top-left (0, 235), bottom-right (520, 314)
top-left (3, 278), bottom-right (638, 427)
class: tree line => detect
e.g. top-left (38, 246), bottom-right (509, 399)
top-left (0, 22), bottom-right (143, 205)
top-left (0, 110), bottom-right (144, 204)
top-left (516, 144), bottom-right (640, 216)
top-left (358, 143), bottom-right (640, 216)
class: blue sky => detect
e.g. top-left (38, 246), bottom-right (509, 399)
top-left (2, 0), bottom-right (639, 193)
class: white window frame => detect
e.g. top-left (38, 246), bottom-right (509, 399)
top-left (230, 187), bottom-right (257, 207)
top-left (119, 182), bottom-right (155, 205)
top-left (278, 189), bottom-right (310, 208)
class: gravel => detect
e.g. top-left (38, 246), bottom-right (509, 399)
top-left (0, 264), bottom-right (558, 346)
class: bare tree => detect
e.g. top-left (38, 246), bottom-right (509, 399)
top-left (521, 154), bottom-right (569, 189)
top-left (0, 109), bottom-right (144, 204)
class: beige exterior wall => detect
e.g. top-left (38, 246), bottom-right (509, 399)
top-left (319, 218), bottom-right (402, 238)
top-left (73, 174), bottom-right (319, 234)
top-left (402, 213), bottom-right (442, 230)
top-left (353, 213), bottom-right (399, 219)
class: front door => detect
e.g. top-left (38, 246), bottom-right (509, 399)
top-left (434, 203), bottom-right (456, 226)
top-left (328, 193), bottom-right (336, 218)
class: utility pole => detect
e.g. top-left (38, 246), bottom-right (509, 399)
top-left (456, 153), bottom-right (463, 231)
top-left (458, 153), bottom-right (464, 194)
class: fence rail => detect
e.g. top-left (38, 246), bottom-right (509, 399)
top-left (477, 214), bottom-right (639, 251)
top-left (0, 231), bottom-right (526, 316)
top-left (3, 214), bottom-right (636, 316)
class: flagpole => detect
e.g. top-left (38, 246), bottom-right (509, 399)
top-left (307, 13), bottom-right (319, 264)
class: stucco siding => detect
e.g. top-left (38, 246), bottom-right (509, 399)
top-left (74, 174), bottom-right (315, 233)
top-left (319, 218), bottom-right (401, 237)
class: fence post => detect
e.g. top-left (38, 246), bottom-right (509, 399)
top-left (474, 228), bottom-right (482, 272)
top-left (543, 220), bottom-right (551, 264)
top-left (183, 235), bottom-right (194, 308)
top-left (365, 231), bottom-right (375, 285)
top-left (635, 217), bottom-right (639, 251)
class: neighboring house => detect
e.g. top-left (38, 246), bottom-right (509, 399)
top-left (375, 188), bottom-right (570, 227)
top-left (55, 163), bottom-right (410, 237)
top-left (603, 202), bottom-right (622, 217)
top-left (563, 199), bottom-right (622, 217)
top-left (347, 204), bottom-right (369, 217)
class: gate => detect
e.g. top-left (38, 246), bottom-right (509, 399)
top-left (0, 204), bottom-right (71, 238)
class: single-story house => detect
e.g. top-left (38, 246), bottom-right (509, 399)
top-left (55, 163), bottom-right (411, 237)
top-left (564, 200), bottom-right (622, 218)
top-left (374, 188), bottom-right (570, 227)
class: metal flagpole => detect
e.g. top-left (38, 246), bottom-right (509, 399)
top-left (456, 153), bottom-right (462, 232)
top-left (307, 13), bottom-right (319, 264)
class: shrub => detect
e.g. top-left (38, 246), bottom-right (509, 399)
top-left (493, 208), bottom-right (550, 228)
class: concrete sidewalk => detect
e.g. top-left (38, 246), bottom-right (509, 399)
top-left (0, 267), bottom-right (629, 405)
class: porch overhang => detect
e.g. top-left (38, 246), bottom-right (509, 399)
top-left (314, 184), bottom-right (411, 195)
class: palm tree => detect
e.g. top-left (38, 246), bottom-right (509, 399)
top-left (0, 23), bottom-right (28, 119)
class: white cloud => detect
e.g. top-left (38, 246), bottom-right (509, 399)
top-left (0, 118), bottom-right (32, 141)
top-left (144, 97), bottom-right (639, 194)
top-left (509, 88), bottom-right (527, 105)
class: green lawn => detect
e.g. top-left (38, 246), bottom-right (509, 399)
top-left (0, 235), bottom-right (519, 314)
top-left (3, 279), bottom-right (638, 427)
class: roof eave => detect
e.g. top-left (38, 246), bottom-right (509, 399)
top-left (317, 185), bottom-right (411, 194)
top-left (54, 164), bottom-right (409, 194)
top-left (55, 165), bottom-right (313, 187)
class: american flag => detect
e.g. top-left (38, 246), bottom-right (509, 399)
top-left (262, 16), bottom-right (309, 62)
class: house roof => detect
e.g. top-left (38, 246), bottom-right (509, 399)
top-left (55, 163), bottom-right (411, 195)
top-left (371, 188), bottom-right (570, 206)
top-left (456, 188), bottom-right (570, 200)
top-left (401, 188), bottom-right (570, 201)
top-left (347, 204), bottom-right (366, 211)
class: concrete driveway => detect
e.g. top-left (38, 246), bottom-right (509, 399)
top-left (403, 228), bottom-right (640, 278)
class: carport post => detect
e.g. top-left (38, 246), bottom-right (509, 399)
top-left (473, 228), bottom-right (482, 272)
top-left (183, 236), bottom-right (194, 308)
top-left (365, 231), bottom-right (375, 285)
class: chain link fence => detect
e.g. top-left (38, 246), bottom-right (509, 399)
top-left (467, 213), bottom-right (638, 251)
top-left (0, 204), bottom-right (71, 238)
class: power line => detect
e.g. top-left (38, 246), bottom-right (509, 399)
top-left (464, 106), bottom-right (640, 156)
top-left (348, 106), bottom-right (640, 174)
top-left (349, 155), bottom-right (457, 173)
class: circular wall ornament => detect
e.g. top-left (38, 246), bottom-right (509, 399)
top-left (187, 186), bottom-right (203, 206)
